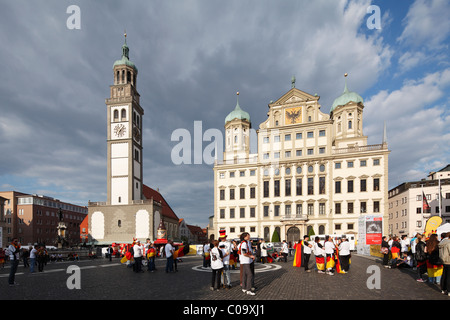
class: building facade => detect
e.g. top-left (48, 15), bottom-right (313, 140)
top-left (213, 77), bottom-right (390, 242)
top-left (88, 36), bottom-right (179, 244)
top-left (388, 164), bottom-right (450, 237)
top-left (0, 191), bottom-right (87, 247)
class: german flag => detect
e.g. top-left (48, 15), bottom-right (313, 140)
top-left (426, 261), bottom-right (443, 278)
top-left (334, 249), bottom-right (345, 274)
top-left (229, 254), bottom-right (236, 266)
top-left (173, 245), bottom-right (190, 259)
top-left (293, 241), bottom-right (303, 267)
top-left (316, 256), bottom-right (325, 271)
top-left (326, 255), bottom-right (335, 269)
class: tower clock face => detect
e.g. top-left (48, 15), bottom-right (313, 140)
top-left (114, 124), bottom-right (126, 138)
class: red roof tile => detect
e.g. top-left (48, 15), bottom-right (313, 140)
top-left (142, 184), bottom-right (179, 221)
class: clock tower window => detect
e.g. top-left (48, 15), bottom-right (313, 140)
top-left (121, 109), bottom-right (127, 121)
top-left (114, 110), bottom-right (119, 121)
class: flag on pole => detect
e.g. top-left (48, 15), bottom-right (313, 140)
top-left (423, 192), bottom-right (430, 213)
top-left (293, 240), bottom-right (303, 267)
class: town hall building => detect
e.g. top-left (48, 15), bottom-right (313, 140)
top-left (213, 76), bottom-right (390, 242)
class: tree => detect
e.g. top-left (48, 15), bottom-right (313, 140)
top-left (271, 230), bottom-right (280, 242)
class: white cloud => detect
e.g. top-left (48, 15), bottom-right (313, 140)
top-left (397, 0), bottom-right (450, 48)
top-left (365, 68), bottom-right (450, 187)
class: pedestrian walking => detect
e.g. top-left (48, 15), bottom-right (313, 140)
top-left (438, 232), bottom-right (450, 296)
top-left (165, 240), bottom-right (175, 273)
top-left (37, 246), bottom-right (47, 272)
top-left (210, 240), bottom-right (223, 291)
top-left (7, 238), bottom-right (20, 286)
top-left (239, 232), bottom-right (256, 296)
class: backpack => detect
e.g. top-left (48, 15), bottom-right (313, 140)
top-left (414, 242), bottom-right (426, 262)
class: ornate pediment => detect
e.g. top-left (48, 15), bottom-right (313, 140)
top-left (270, 88), bottom-right (319, 107)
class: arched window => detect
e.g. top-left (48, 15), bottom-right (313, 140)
top-left (348, 120), bottom-right (352, 129)
top-left (127, 71), bottom-right (131, 83)
top-left (116, 71), bottom-right (120, 84)
top-left (121, 109), bottom-right (126, 120)
top-left (121, 70), bottom-right (125, 83)
top-left (113, 109), bottom-right (119, 121)
top-left (118, 220), bottom-right (121, 227)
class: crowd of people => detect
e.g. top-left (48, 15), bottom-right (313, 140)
top-left (119, 238), bottom-right (189, 274)
top-left (381, 232), bottom-right (450, 296)
top-left (202, 232), bottom-right (354, 296)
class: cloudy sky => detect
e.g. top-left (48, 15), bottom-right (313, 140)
top-left (0, 0), bottom-right (449, 227)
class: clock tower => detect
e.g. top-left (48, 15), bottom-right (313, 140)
top-left (106, 33), bottom-right (143, 205)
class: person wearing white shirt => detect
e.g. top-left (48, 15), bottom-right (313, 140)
top-left (281, 240), bottom-right (289, 263)
top-left (338, 238), bottom-right (351, 273)
top-left (313, 237), bottom-right (325, 274)
top-left (324, 236), bottom-right (336, 275)
top-left (239, 232), bottom-right (255, 296)
top-left (303, 236), bottom-right (313, 272)
top-left (133, 240), bottom-right (144, 273)
top-left (203, 242), bottom-right (211, 268)
top-left (165, 240), bottom-right (175, 273)
top-left (219, 232), bottom-right (232, 289)
top-left (210, 240), bottom-right (224, 291)
top-left (29, 245), bottom-right (37, 274)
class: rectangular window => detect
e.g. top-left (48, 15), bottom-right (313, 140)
top-left (230, 189), bottom-right (235, 200)
top-left (347, 161), bottom-right (354, 168)
top-left (360, 179), bottom-right (367, 192)
top-left (361, 201), bottom-right (367, 213)
top-left (274, 136), bottom-right (280, 142)
top-left (220, 189), bottom-right (225, 200)
top-left (373, 159), bottom-right (380, 166)
top-left (360, 160), bottom-right (367, 167)
top-left (274, 180), bottom-right (280, 197)
top-left (285, 134), bottom-right (291, 141)
top-left (319, 177), bottom-right (325, 194)
top-left (374, 178), bottom-right (380, 191)
top-left (250, 207), bottom-right (255, 218)
top-left (285, 204), bottom-right (291, 216)
top-left (335, 181), bottom-right (341, 194)
top-left (296, 178), bottom-right (302, 196)
top-left (264, 181), bottom-right (269, 198)
top-left (348, 202), bottom-right (354, 214)
top-left (335, 203), bottom-right (341, 214)
top-left (240, 188), bottom-right (245, 199)
top-left (319, 147), bottom-right (325, 154)
top-left (274, 152), bottom-right (280, 159)
top-left (348, 180), bottom-right (354, 193)
top-left (250, 187), bottom-right (255, 199)
top-left (308, 177), bottom-right (314, 195)
top-left (230, 208), bottom-right (235, 219)
top-left (285, 179), bottom-right (291, 196)
top-left (319, 130), bottom-right (325, 137)
top-left (335, 162), bottom-right (341, 169)
top-left (285, 151), bottom-right (291, 158)
top-left (240, 208), bottom-right (245, 218)
top-left (307, 148), bottom-right (314, 155)
top-left (307, 203), bottom-right (314, 215)
top-left (296, 150), bottom-right (302, 157)
top-left (296, 133), bottom-right (302, 140)
top-left (319, 203), bottom-right (325, 215)
top-left (263, 137), bottom-right (269, 143)
top-left (296, 204), bottom-right (302, 216)
top-left (307, 131), bottom-right (314, 138)
top-left (264, 206), bottom-right (269, 217)
top-left (274, 205), bottom-right (280, 217)
top-left (220, 209), bottom-right (225, 219)
top-left (374, 201), bottom-right (380, 213)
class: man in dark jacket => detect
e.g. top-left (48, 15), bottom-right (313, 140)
top-left (414, 233), bottom-right (427, 283)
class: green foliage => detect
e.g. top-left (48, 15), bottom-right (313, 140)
top-left (271, 230), bottom-right (280, 242)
